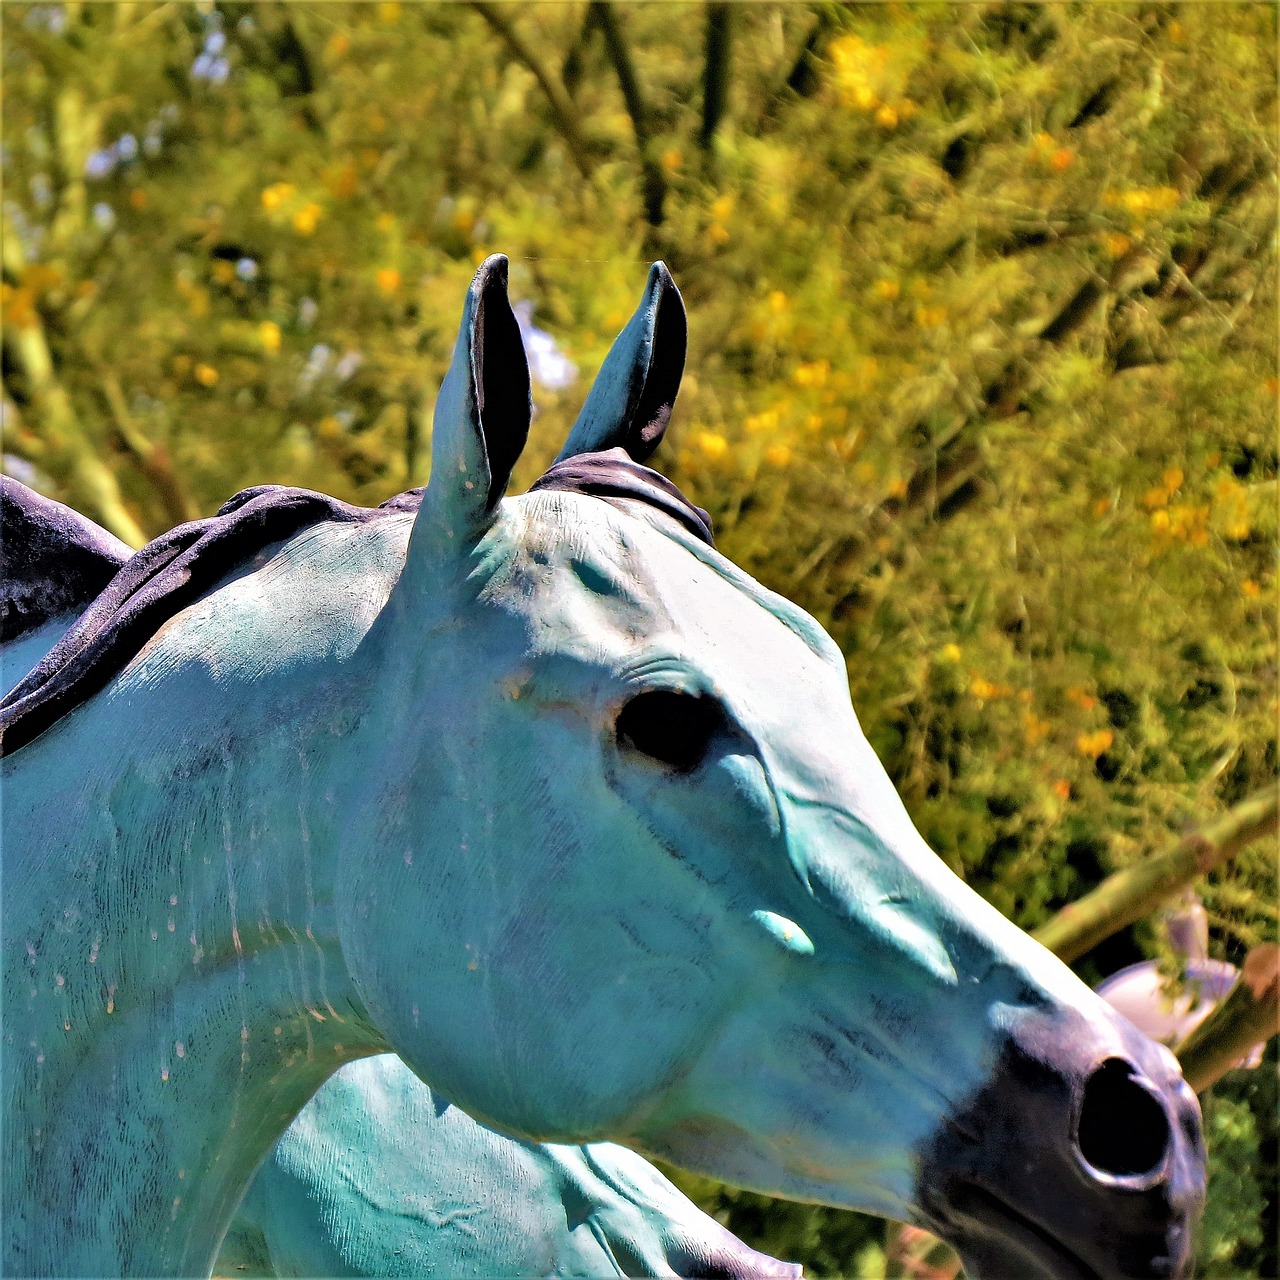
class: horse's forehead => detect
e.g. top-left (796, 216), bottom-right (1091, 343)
top-left (508, 496), bottom-right (837, 691)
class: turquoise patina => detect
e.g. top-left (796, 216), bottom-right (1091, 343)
top-left (2, 257), bottom-right (1204, 1278)
top-left (217, 1053), bottom-right (798, 1278)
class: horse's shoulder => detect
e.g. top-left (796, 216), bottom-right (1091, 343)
top-left (1, 479), bottom-right (129, 644)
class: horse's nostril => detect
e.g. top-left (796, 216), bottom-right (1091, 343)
top-left (1076, 1057), bottom-right (1171, 1179)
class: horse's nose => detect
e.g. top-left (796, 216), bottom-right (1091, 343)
top-left (1076, 1057), bottom-right (1173, 1183)
top-left (917, 1004), bottom-right (1206, 1280)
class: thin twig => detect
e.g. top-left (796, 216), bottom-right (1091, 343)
top-left (469, 2), bottom-right (596, 181)
top-left (589, 2), bottom-right (666, 228)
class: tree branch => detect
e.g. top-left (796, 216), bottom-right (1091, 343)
top-left (560, 2), bottom-right (600, 99)
top-left (588, 2), bottom-right (666, 227)
top-left (700, 3), bottom-right (732, 151)
top-left (469, 2), bottom-right (596, 180)
top-left (1032, 790), bottom-right (1279, 964)
top-left (97, 369), bottom-right (198, 527)
top-left (1176, 945), bottom-right (1279, 1092)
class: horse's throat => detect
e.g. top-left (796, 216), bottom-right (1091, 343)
top-left (8, 930), bottom-right (382, 1275)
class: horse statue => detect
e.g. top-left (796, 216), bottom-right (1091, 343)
top-left (217, 1053), bottom-right (799, 1278)
top-left (2, 255), bottom-right (1205, 1278)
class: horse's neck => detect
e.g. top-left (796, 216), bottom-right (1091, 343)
top-left (1, 518), bottom-right (407, 1275)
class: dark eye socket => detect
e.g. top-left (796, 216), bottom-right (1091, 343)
top-left (615, 690), bottom-right (724, 773)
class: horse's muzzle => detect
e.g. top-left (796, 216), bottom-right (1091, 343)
top-left (917, 1003), bottom-right (1206, 1280)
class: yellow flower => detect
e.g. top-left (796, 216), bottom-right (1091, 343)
top-left (375, 267), bottom-right (401, 295)
top-left (939, 643), bottom-right (962, 663)
top-left (710, 194), bottom-right (735, 221)
top-left (1149, 509), bottom-right (1170, 533)
top-left (260, 182), bottom-right (295, 211)
top-left (1102, 232), bottom-right (1132, 257)
top-left (744, 409), bottom-right (779, 435)
top-left (707, 223), bottom-right (730, 247)
top-left (661, 148), bottom-right (683, 173)
top-left (377, 1), bottom-right (401, 21)
top-left (194, 363), bottom-right (219, 387)
top-left (887, 477), bottom-right (908, 498)
top-left (1076, 729), bottom-right (1114, 759)
top-left (793, 360), bottom-right (829, 388)
top-left (1162, 466), bottom-right (1184, 492)
top-left (874, 104), bottom-right (899, 130)
top-left (375, 212), bottom-right (396, 233)
top-left (1116, 186), bottom-right (1180, 216)
top-left (915, 304), bottom-right (946, 328)
top-left (326, 32), bottom-right (351, 59)
top-left (292, 203), bottom-right (323, 235)
top-left (765, 443), bottom-right (792, 467)
top-left (258, 321), bottom-right (282, 354)
top-left (970, 677), bottom-right (1008, 701)
top-left (872, 278), bottom-right (901, 302)
top-left (695, 431), bottom-right (729, 460)
top-left (1242, 579), bottom-right (1262, 598)
top-left (767, 290), bottom-right (789, 315)
top-left (211, 260), bottom-right (236, 285)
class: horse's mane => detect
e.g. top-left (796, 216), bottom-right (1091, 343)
top-left (0, 478), bottom-right (424, 758)
top-left (0, 454), bottom-right (710, 758)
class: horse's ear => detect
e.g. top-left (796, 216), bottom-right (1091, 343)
top-left (414, 255), bottom-right (531, 548)
top-left (555, 262), bottom-right (686, 465)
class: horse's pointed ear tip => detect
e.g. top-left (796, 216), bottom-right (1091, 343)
top-left (474, 253), bottom-right (510, 290)
top-left (649, 261), bottom-right (675, 288)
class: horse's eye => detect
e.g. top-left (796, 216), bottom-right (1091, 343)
top-left (616, 690), bottom-right (724, 773)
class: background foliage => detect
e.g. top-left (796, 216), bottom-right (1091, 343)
top-left (3, 3), bottom-right (1276, 1275)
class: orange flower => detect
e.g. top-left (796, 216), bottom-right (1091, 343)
top-left (193, 363), bottom-right (219, 387)
top-left (375, 268), bottom-right (401, 295)
top-left (1023, 713), bottom-right (1051, 745)
top-left (1076, 729), bottom-right (1113, 759)
top-left (1051, 778), bottom-right (1072, 800)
